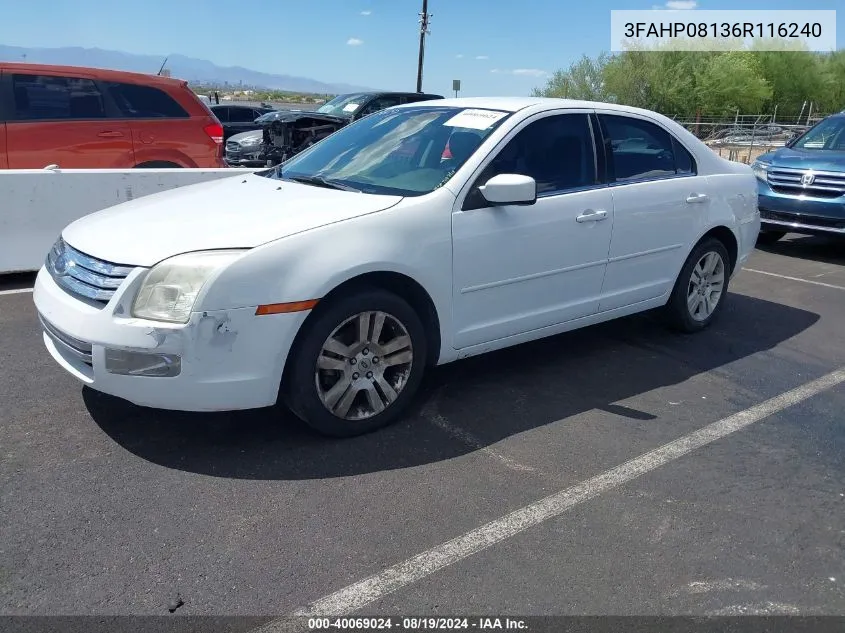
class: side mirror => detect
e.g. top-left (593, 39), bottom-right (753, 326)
top-left (478, 174), bottom-right (537, 206)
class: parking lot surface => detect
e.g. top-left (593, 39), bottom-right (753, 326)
top-left (1, 234), bottom-right (844, 618)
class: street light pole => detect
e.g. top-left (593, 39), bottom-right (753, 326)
top-left (416, 0), bottom-right (431, 93)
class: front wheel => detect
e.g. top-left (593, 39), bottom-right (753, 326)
top-left (284, 289), bottom-right (428, 437)
top-left (663, 238), bottom-right (731, 333)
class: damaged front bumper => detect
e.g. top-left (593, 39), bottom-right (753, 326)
top-left (33, 266), bottom-right (301, 411)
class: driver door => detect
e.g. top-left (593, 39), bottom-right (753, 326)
top-left (451, 111), bottom-right (614, 349)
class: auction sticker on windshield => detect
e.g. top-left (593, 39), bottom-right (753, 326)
top-left (343, 103), bottom-right (359, 112)
top-left (444, 109), bottom-right (508, 130)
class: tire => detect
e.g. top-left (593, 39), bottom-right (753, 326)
top-left (663, 237), bottom-right (731, 333)
top-left (756, 230), bottom-right (786, 246)
top-left (284, 288), bottom-right (428, 437)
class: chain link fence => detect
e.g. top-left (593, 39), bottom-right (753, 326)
top-left (669, 111), bottom-right (832, 164)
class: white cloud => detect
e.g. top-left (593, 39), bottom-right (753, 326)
top-left (491, 68), bottom-right (548, 78)
top-left (360, 10), bottom-right (372, 15)
top-left (475, 55), bottom-right (489, 60)
top-left (347, 38), bottom-right (364, 46)
top-left (512, 68), bottom-right (548, 77)
top-left (456, 54), bottom-right (464, 58)
top-left (653, 0), bottom-right (698, 9)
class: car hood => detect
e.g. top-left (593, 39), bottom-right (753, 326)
top-left (761, 147), bottom-right (845, 172)
top-left (260, 111), bottom-right (351, 126)
top-left (228, 130), bottom-right (263, 144)
top-left (62, 173), bottom-right (403, 267)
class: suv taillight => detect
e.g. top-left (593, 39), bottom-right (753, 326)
top-left (204, 122), bottom-right (224, 145)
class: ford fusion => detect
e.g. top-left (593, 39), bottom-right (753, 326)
top-left (34, 97), bottom-right (760, 437)
top-left (753, 111), bottom-right (845, 244)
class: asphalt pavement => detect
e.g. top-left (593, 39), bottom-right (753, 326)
top-left (1, 234), bottom-right (843, 619)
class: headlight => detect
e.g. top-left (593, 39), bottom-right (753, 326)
top-left (752, 161), bottom-right (769, 182)
top-left (240, 135), bottom-right (262, 146)
top-left (132, 250), bottom-right (247, 323)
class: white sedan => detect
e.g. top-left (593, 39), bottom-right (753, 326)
top-left (33, 97), bottom-right (760, 437)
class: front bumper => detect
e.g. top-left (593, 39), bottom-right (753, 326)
top-left (33, 266), bottom-right (305, 412)
top-left (758, 186), bottom-right (845, 236)
top-left (225, 145), bottom-right (268, 167)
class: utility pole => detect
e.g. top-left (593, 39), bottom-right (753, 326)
top-left (416, 0), bottom-right (432, 93)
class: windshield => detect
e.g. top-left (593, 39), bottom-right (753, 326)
top-left (267, 105), bottom-right (512, 197)
top-left (316, 93), bottom-right (370, 116)
top-left (791, 116), bottom-right (845, 151)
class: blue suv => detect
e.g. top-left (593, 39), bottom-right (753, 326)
top-left (753, 112), bottom-right (845, 244)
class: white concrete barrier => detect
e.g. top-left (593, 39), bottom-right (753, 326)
top-left (1, 167), bottom-right (259, 274)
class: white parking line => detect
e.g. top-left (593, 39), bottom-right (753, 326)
top-left (0, 287), bottom-right (34, 296)
top-left (251, 367), bottom-right (845, 627)
top-left (744, 268), bottom-right (845, 291)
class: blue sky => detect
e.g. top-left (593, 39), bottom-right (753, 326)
top-left (0, 0), bottom-right (841, 96)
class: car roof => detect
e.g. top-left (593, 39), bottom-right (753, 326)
top-left (0, 61), bottom-right (186, 87)
top-left (391, 96), bottom-right (671, 117)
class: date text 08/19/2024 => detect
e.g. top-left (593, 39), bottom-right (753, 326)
top-left (308, 617), bottom-right (529, 630)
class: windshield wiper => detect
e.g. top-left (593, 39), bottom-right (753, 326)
top-left (285, 174), bottom-right (361, 192)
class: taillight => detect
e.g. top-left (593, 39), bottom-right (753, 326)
top-left (204, 122), bottom-right (224, 145)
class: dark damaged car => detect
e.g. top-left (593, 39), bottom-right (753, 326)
top-left (225, 91), bottom-right (444, 167)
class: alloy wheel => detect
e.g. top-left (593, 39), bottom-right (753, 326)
top-left (314, 310), bottom-right (414, 420)
top-left (686, 251), bottom-right (725, 321)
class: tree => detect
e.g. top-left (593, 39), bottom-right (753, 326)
top-left (695, 51), bottom-right (772, 115)
top-left (532, 53), bottom-right (610, 100)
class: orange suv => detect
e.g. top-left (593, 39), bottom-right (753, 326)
top-left (0, 63), bottom-right (225, 169)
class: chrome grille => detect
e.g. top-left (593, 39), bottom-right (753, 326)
top-left (767, 167), bottom-right (845, 199)
top-left (226, 141), bottom-right (240, 153)
top-left (46, 238), bottom-right (136, 305)
top-left (39, 314), bottom-right (93, 365)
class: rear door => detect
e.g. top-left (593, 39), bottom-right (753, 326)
top-left (595, 111), bottom-right (706, 311)
top-left (6, 72), bottom-right (134, 169)
top-left (103, 81), bottom-right (201, 167)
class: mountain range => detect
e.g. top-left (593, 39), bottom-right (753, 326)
top-left (0, 44), bottom-right (375, 94)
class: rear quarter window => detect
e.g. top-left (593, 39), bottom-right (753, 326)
top-left (105, 82), bottom-right (189, 119)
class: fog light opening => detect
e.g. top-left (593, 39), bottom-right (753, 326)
top-left (105, 349), bottom-right (182, 377)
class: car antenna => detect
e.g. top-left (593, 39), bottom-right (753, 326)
top-left (156, 56), bottom-right (169, 76)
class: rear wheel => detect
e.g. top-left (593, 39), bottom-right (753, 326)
top-left (663, 238), bottom-right (730, 333)
top-left (134, 161), bottom-right (181, 168)
top-left (756, 230), bottom-right (786, 245)
top-left (284, 289), bottom-right (428, 437)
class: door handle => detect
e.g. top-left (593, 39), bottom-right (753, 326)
top-left (686, 193), bottom-right (709, 203)
top-left (97, 130), bottom-right (124, 138)
top-left (576, 209), bottom-right (608, 223)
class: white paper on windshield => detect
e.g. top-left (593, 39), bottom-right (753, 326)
top-left (443, 109), bottom-right (507, 130)
top-left (343, 103), bottom-right (359, 112)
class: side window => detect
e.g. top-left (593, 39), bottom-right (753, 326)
top-left (228, 107), bottom-right (258, 123)
top-left (105, 82), bottom-right (189, 119)
top-left (210, 106), bottom-right (229, 122)
top-left (672, 137), bottom-right (696, 175)
top-left (12, 74), bottom-right (106, 121)
top-left (465, 113), bottom-right (597, 209)
top-left (598, 114), bottom-right (683, 182)
top-left (359, 96), bottom-right (401, 116)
